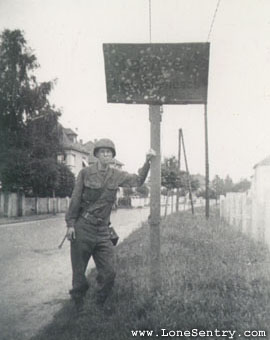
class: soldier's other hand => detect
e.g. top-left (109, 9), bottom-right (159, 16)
top-left (146, 148), bottom-right (156, 162)
top-left (66, 227), bottom-right (76, 241)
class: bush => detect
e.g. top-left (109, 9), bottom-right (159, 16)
top-left (117, 196), bottom-right (132, 208)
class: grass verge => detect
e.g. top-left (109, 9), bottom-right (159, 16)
top-left (33, 208), bottom-right (270, 340)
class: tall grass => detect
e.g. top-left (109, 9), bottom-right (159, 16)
top-left (33, 208), bottom-right (270, 340)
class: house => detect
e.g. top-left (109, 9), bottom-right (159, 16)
top-left (57, 128), bottom-right (89, 177)
top-left (58, 127), bottom-right (123, 177)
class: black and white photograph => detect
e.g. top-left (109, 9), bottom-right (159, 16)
top-left (0, 1), bottom-right (269, 339)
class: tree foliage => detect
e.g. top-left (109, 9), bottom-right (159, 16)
top-left (0, 29), bottom-right (63, 195)
top-left (232, 179), bottom-right (251, 192)
top-left (55, 163), bottom-right (75, 198)
top-left (205, 174), bottom-right (251, 200)
top-left (135, 184), bottom-right (149, 198)
top-left (161, 156), bottom-right (200, 195)
top-left (224, 175), bottom-right (234, 193)
top-left (123, 187), bottom-right (134, 197)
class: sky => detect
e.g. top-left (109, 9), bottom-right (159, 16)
top-left (0, 0), bottom-right (270, 181)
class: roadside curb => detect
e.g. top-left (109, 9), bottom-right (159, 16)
top-left (0, 213), bottom-right (65, 226)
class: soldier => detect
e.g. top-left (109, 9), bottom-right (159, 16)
top-left (65, 138), bottom-right (156, 313)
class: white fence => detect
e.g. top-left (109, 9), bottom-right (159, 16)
top-left (0, 191), bottom-right (215, 219)
top-left (220, 192), bottom-right (252, 233)
top-left (220, 158), bottom-right (270, 248)
top-left (131, 197), bottom-right (150, 208)
top-left (0, 192), bottom-right (70, 218)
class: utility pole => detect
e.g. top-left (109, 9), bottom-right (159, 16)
top-left (176, 129), bottom-right (181, 212)
top-left (181, 129), bottom-right (194, 215)
top-left (149, 105), bottom-right (162, 293)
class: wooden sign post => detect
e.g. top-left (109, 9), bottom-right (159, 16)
top-left (204, 103), bottom-right (210, 218)
top-left (103, 42), bottom-right (210, 292)
top-left (149, 105), bottom-right (162, 292)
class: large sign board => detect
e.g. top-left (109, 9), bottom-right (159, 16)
top-left (103, 43), bottom-right (210, 105)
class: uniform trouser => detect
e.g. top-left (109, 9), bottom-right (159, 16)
top-left (69, 216), bottom-right (116, 302)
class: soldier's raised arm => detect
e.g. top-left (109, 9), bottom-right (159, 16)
top-left (117, 149), bottom-right (156, 188)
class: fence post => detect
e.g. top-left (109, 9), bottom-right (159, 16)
top-left (0, 192), bottom-right (4, 216)
top-left (35, 197), bottom-right (40, 215)
top-left (171, 193), bottom-right (174, 214)
top-left (219, 195), bottom-right (225, 220)
top-left (226, 193), bottom-right (233, 226)
top-left (235, 193), bottom-right (243, 231)
top-left (66, 197), bottom-right (70, 211)
top-left (56, 198), bottom-right (60, 213)
top-left (6, 193), bottom-right (11, 217)
top-left (242, 193), bottom-right (248, 233)
top-left (246, 194), bottom-right (252, 236)
top-left (7, 193), bottom-right (18, 217)
top-left (264, 191), bottom-right (270, 248)
top-left (252, 189), bottom-right (264, 241)
top-left (21, 193), bottom-right (26, 217)
top-left (224, 194), bottom-right (228, 224)
top-left (46, 197), bottom-right (49, 213)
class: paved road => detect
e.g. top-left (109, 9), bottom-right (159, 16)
top-left (0, 207), bottom-right (152, 340)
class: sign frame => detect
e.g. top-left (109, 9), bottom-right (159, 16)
top-left (103, 43), bottom-right (210, 106)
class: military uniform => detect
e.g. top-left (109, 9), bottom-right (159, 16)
top-left (65, 159), bottom-right (150, 304)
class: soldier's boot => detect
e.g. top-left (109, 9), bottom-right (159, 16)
top-left (96, 273), bottom-right (115, 306)
top-left (74, 297), bottom-right (85, 316)
top-left (95, 292), bottom-right (107, 306)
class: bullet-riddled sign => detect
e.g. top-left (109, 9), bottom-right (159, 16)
top-left (103, 43), bottom-right (210, 105)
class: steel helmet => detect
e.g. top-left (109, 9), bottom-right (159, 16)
top-left (93, 138), bottom-right (116, 158)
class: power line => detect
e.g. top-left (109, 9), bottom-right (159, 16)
top-left (149, 0), bottom-right (152, 43)
top-left (207, 0), bottom-right (222, 41)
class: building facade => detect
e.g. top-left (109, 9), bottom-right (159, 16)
top-left (58, 127), bottom-right (123, 177)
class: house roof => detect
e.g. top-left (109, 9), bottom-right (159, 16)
top-left (83, 140), bottom-right (95, 152)
top-left (63, 128), bottom-right (77, 136)
top-left (254, 155), bottom-right (270, 169)
top-left (83, 141), bottom-right (96, 163)
top-left (60, 125), bottom-right (89, 154)
top-left (60, 124), bottom-right (124, 166)
top-left (64, 142), bottom-right (89, 154)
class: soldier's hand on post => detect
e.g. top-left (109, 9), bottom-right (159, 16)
top-left (66, 227), bottom-right (76, 241)
top-left (146, 148), bottom-right (156, 162)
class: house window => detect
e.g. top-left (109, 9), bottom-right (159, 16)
top-left (67, 154), bottom-right (76, 167)
top-left (57, 154), bottom-right (64, 163)
top-left (71, 154), bottom-right (76, 166)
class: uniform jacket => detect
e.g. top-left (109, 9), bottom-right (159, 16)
top-left (65, 160), bottom-right (150, 228)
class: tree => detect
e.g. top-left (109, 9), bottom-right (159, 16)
top-left (55, 163), bottom-right (75, 198)
top-left (161, 187), bottom-right (169, 196)
top-left (161, 156), bottom-right (180, 191)
top-left (232, 179), bottom-right (251, 192)
top-left (0, 29), bottom-right (62, 194)
top-left (224, 175), bottom-right (234, 193)
top-left (197, 187), bottom-right (217, 200)
top-left (161, 156), bottom-right (199, 194)
top-left (210, 175), bottom-right (225, 203)
top-left (161, 156), bottom-right (200, 215)
top-left (28, 157), bottom-right (59, 197)
top-left (189, 176), bottom-right (200, 192)
top-left (0, 148), bottom-right (30, 192)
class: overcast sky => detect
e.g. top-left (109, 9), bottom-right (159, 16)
top-left (0, 0), bottom-right (270, 181)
